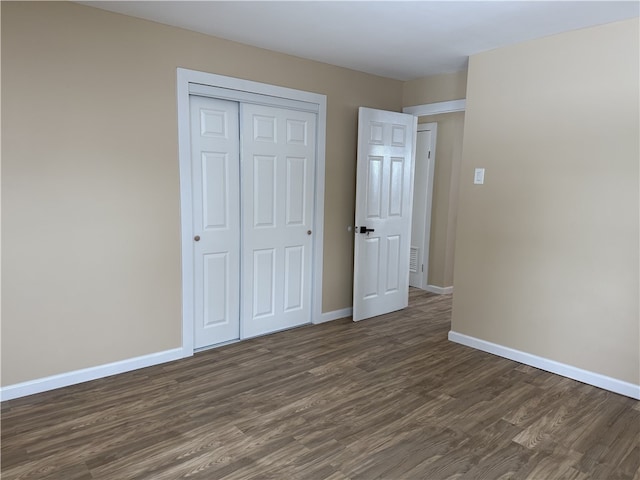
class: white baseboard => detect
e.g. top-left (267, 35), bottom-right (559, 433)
top-left (448, 331), bottom-right (640, 400)
top-left (1, 348), bottom-right (185, 402)
top-left (316, 307), bottom-right (353, 324)
top-left (424, 285), bottom-right (453, 294)
top-left (315, 287), bottom-right (452, 324)
top-left (3, 307), bottom-right (352, 401)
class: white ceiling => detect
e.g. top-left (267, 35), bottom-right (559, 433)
top-left (80, 1), bottom-right (639, 81)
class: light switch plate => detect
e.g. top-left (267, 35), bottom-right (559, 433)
top-left (474, 168), bottom-right (485, 185)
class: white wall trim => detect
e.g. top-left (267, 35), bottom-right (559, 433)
top-left (403, 99), bottom-right (466, 117)
top-left (1, 348), bottom-right (184, 402)
top-left (315, 307), bottom-right (353, 324)
top-left (177, 69), bottom-right (195, 357)
top-left (177, 68), bottom-right (327, 351)
top-left (448, 331), bottom-right (640, 400)
top-left (424, 285), bottom-right (453, 294)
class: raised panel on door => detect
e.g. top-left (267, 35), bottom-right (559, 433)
top-left (366, 156), bottom-right (384, 219)
top-left (363, 237), bottom-right (381, 298)
top-left (190, 95), bottom-right (241, 348)
top-left (286, 157), bottom-right (307, 225)
top-left (284, 246), bottom-right (304, 311)
top-left (386, 235), bottom-right (401, 293)
top-left (253, 249), bottom-right (276, 318)
top-left (253, 155), bottom-right (277, 227)
top-left (353, 107), bottom-right (417, 322)
top-left (388, 157), bottom-right (405, 217)
top-left (241, 103), bottom-right (316, 338)
top-left (203, 253), bottom-right (229, 326)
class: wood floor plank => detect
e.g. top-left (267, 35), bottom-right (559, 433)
top-left (2, 290), bottom-right (638, 479)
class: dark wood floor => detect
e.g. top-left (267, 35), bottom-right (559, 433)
top-left (2, 290), bottom-right (639, 479)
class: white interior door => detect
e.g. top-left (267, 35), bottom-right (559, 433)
top-left (241, 103), bottom-right (316, 338)
top-left (190, 95), bottom-right (241, 348)
top-left (409, 124), bottom-right (436, 289)
top-left (353, 107), bottom-right (417, 322)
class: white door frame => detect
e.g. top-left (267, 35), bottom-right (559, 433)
top-left (403, 99), bottom-right (466, 117)
top-left (177, 68), bottom-right (327, 356)
top-left (410, 122), bottom-right (437, 290)
top-left (403, 99), bottom-right (466, 294)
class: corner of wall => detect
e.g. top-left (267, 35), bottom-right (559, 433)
top-left (402, 70), bottom-right (468, 107)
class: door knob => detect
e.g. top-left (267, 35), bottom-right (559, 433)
top-left (307, 230), bottom-right (312, 235)
top-left (358, 226), bottom-right (375, 234)
top-left (194, 235), bottom-right (200, 241)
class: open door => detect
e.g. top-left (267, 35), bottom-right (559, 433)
top-left (353, 107), bottom-right (417, 322)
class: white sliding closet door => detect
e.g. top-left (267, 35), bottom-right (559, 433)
top-left (241, 104), bottom-right (316, 338)
top-left (190, 96), bottom-right (241, 348)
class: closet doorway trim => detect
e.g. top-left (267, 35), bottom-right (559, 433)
top-left (176, 68), bottom-right (327, 356)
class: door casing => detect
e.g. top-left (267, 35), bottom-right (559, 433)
top-left (177, 68), bottom-right (327, 356)
top-left (409, 123), bottom-right (437, 290)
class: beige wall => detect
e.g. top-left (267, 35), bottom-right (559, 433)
top-left (452, 19), bottom-right (639, 384)
top-left (403, 70), bottom-right (468, 107)
top-left (418, 112), bottom-right (465, 287)
top-left (1, 2), bottom-right (403, 385)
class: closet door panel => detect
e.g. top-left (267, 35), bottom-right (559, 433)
top-left (190, 96), bottom-right (241, 348)
top-left (241, 104), bottom-right (316, 338)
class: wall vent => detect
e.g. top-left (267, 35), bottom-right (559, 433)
top-left (409, 246), bottom-right (419, 273)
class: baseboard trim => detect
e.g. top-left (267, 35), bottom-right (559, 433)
top-left (316, 307), bottom-right (353, 324)
top-left (448, 331), bottom-right (640, 400)
top-left (424, 285), bottom-right (453, 294)
top-left (1, 348), bottom-right (185, 402)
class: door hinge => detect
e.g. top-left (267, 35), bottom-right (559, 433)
top-left (428, 150), bottom-right (431, 159)
top-left (421, 264), bottom-right (424, 272)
